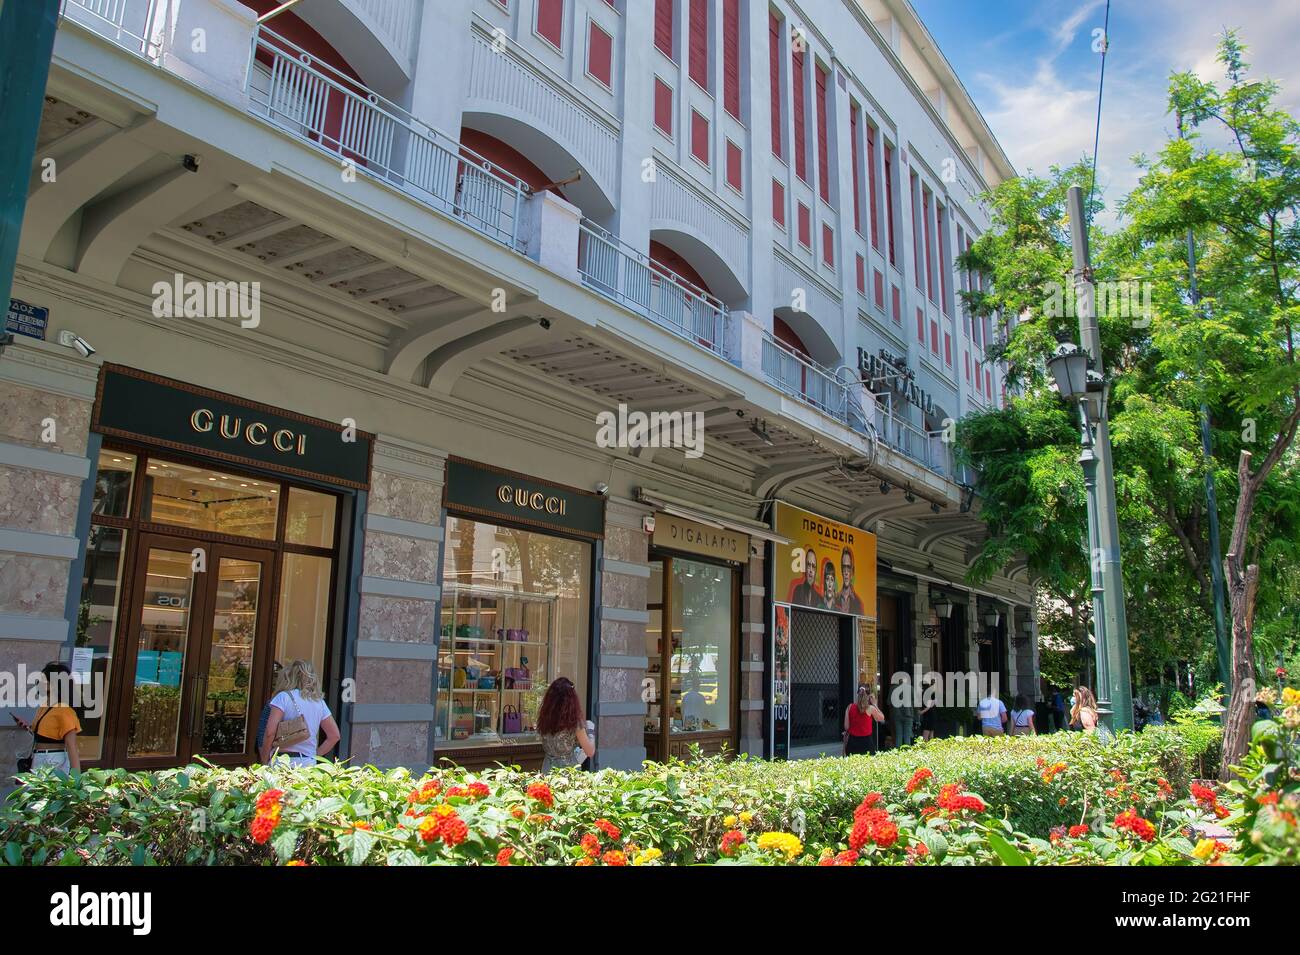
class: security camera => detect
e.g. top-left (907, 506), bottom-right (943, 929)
top-left (595, 482), bottom-right (610, 496)
top-left (57, 330), bottom-right (96, 358)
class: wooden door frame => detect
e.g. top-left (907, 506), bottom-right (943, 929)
top-left (647, 551), bottom-right (742, 760)
top-left (87, 442), bottom-right (346, 770)
top-left (190, 541), bottom-right (278, 767)
top-left (108, 532), bottom-right (213, 770)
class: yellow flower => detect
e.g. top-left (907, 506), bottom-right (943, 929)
top-left (1192, 839), bottom-right (1217, 861)
top-left (633, 847), bottom-right (663, 865)
top-left (756, 831), bottom-right (803, 860)
top-left (1281, 686), bottom-right (1300, 707)
top-left (739, 811), bottom-right (754, 825)
top-left (723, 814), bottom-right (738, 827)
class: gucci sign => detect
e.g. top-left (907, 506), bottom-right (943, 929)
top-left (190, 408), bottom-right (307, 456)
top-left (497, 484), bottom-right (567, 516)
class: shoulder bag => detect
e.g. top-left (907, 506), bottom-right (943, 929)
top-left (271, 690), bottom-right (311, 752)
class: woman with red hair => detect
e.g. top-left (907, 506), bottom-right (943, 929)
top-left (536, 677), bottom-right (595, 772)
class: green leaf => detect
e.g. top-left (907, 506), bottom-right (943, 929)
top-left (271, 828), bottom-right (299, 864)
top-left (350, 827), bottom-right (376, 866)
top-left (3, 842), bottom-right (22, 866)
top-left (915, 827), bottom-right (949, 862)
top-left (985, 832), bottom-right (1029, 866)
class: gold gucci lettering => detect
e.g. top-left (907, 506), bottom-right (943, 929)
top-left (497, 484), bottom-right (566, 517)
top-left (190, 408), bottom-right (307, 456)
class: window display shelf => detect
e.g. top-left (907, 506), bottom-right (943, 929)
top-left (435, 582), bottom-right (553, 746)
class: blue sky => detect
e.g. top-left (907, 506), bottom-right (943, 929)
top-left (909, 0), bottom-right (1299, 222)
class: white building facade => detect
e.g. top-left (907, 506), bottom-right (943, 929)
top-left (0, 0), bottom-right (1036, 775)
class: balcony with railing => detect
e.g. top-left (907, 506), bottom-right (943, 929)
top-left (760, 334), bottom-right (870, 436)
top-left (577, 222), bottom-right (730, 360)
top-left (246, 27), bottom-right (529, 250)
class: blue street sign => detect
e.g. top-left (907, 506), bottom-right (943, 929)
top-left (6, 298), bottom-right (49, 341)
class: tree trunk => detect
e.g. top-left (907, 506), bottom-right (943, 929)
top-left (1220, 451), bottom-right (1260, 781)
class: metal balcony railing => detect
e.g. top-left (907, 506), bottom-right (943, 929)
top-left (760, 334), bottom-right (872, 436)
top-left (874, 407), bottom-right (954, 475)
top-left (577, 222), bottom-right (730, 359)
top-left (246, 27), bottom-right (528, 249)
top-left (61, 0), bottom-right (161, 58)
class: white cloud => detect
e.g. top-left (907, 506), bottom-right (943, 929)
top-left (1052, 0), bottom-right (1106, 54)
top-left (967, 0), bottom-right (1298, 226)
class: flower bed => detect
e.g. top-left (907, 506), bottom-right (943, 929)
top-left (0, 723), bottom-right (1244, 866)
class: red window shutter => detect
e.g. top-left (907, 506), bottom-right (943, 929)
top-left (537, 0), bottom-right (563, 48)
top-left (923, 190), bottom-right (934, 300)
top-left (655, 0), bottom-right (673, 57)
top-left (911, 173), bottom-right (922, 288)
top-left (873, 269), bottom-right (884, 309)
top-left (937, 203), bottom-right (948, 313)
top-left (653, 78), bottom-right (673, 135)
top-left (976, 365), bottom-right (982, 394)
top-left (884, 144), bottom-right (896, 265)
top-left (726, 140), bottom-right (743, 192)
top-left (691, 109), bottom-right (709, 165)
top-left (867, 125), bottom-right (880, 250)
top-left (944, 331), bottom-right (952, 366)
top-left (797, 202), bottom-right (811, 247)
top-left (689, 0), bottom-right (709, 89)
top-left (891, 285), bottom-right (901, 323)
top-left (588, 22), bottom-right (612, 86)
top-left (815, 64), bottom-right (829, 202)
top-left (823, 224), bottom-right (834, 267)
top-left (964, 351), bottom-right (971, 382)
top-left (916, 307), bottom-right (925, 343)
top-left (769, 12), bottom-right (782, 159)
top-left (772, 179), bottom-right (785, 227)
top-left (855, 254), bottom-right (865, 293)
top-left (986, 369), bottom-right (992, 397)
top-left (723, 0), bottom-right (740, 119)
top-left (792, 50), bottom-right (807, 182)
top-left (850, 105), bottom-right (862, 233)
top-left (930, 319), bottom-right (939, 354)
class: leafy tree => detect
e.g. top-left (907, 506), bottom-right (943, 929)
top-left (956, 37), bottom-right (1300, 774)
top-left (1123, 34), bottom-right (1300, 775)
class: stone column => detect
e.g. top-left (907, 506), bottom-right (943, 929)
top-left (595, 497), bottom-right (650, 771)
top-left (1004, 603), bottom-right (1018, 698)
top-left (738, 547), bottom-right (766, 757)
top-left (347, 436), bottom-right (446, 770)
top-left (409, 0), bottom-right (473, 135)
top-left (0, 337), bottom-right (98, 778)
top-left (965, 591), bottom-right (981, 675)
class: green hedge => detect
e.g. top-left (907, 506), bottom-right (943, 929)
top-left (0, 725), bottom-right (1220, 866)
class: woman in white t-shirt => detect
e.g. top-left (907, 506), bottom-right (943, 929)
top-left (259, 660), bottom-right (340, 767)
top-left (1009, 694), bottom-right (1037, 736)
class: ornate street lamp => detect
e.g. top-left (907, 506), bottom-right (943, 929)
top-left (1045, 337), bottom-right (1133, 731)
top-left (932, 594), bottom-right (954, 620)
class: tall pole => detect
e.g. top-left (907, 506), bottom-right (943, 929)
top-left (0, 1), bottom-right (61, 310)
top-left (1067, 185), bottom-right (1133, 731)
top-left (1178, 114), bottom-right (1232, 702)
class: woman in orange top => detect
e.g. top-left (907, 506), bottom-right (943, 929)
top-left (843, 685), bottom-right (885, 756)
top-left (14, 662), bottom-right (81, 772)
